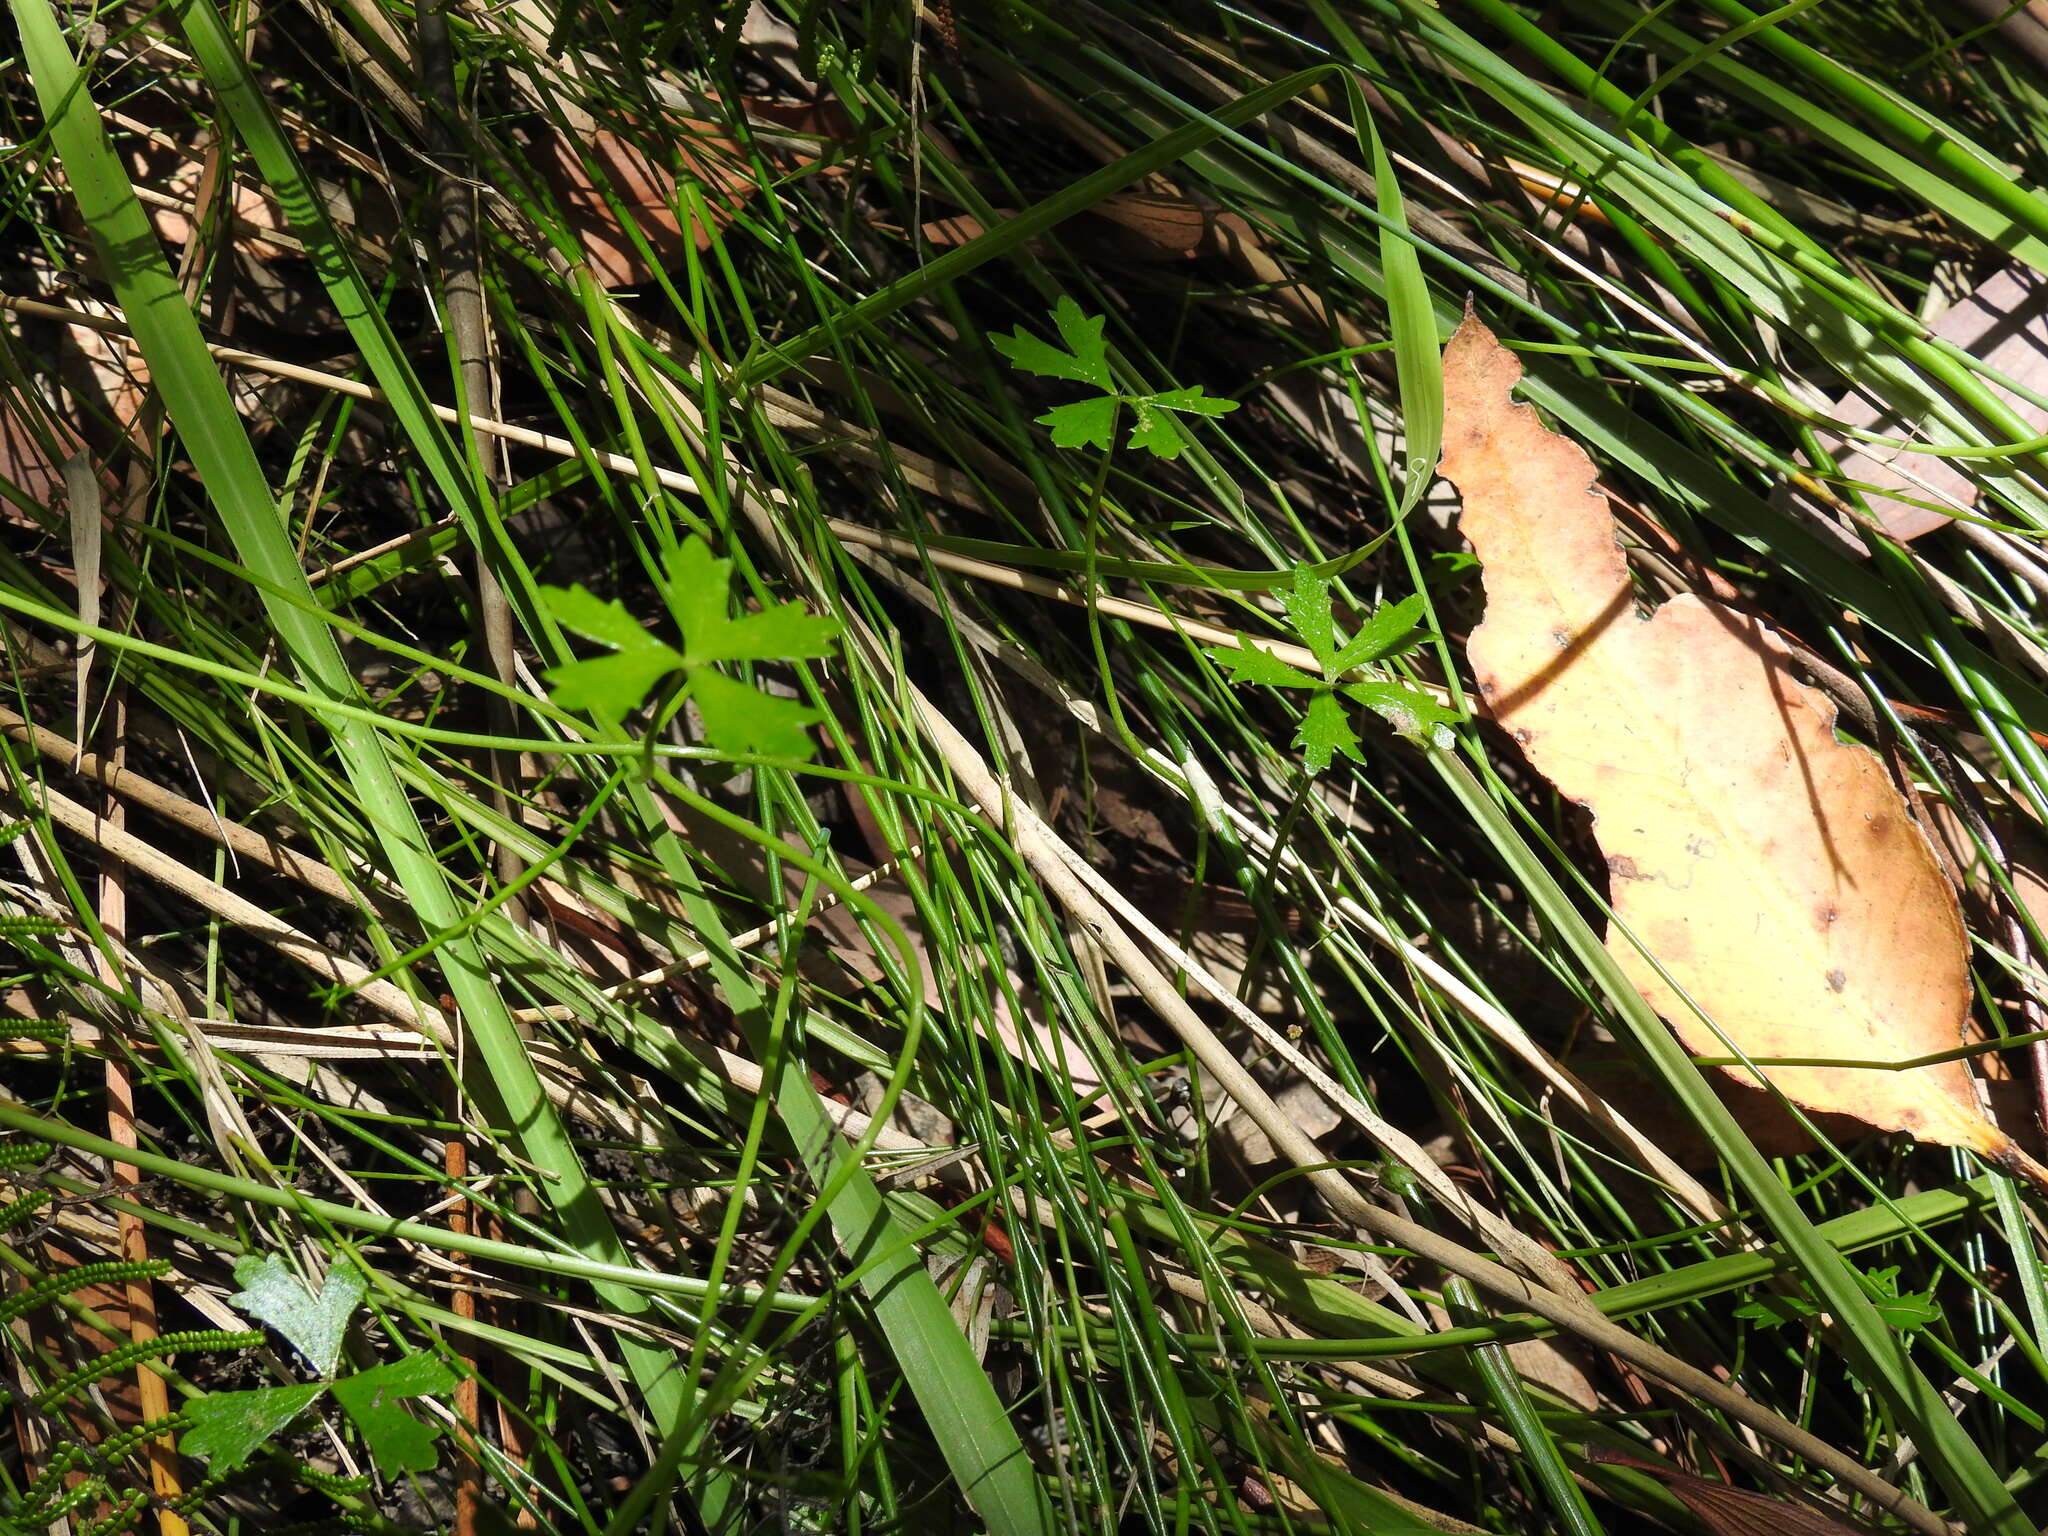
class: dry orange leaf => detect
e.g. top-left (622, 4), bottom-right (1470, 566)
top-left (532, 97), bottom-right (853, 289)
top-left (532, 119), bottom-right (757, 288)
top-left (1586, 1445), bottom-right (1864, 1536)
top-left (1437, 312), bottom-right (2047, 1187)
top-left (918, 191), bottom-right (1208, 264)
top-left (1804, 264), bottom-right (2048, 543)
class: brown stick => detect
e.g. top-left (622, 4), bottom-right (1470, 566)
top-left (442, 1079), bottom-right (485, 1536)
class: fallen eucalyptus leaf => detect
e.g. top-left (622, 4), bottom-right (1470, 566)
top-left (1438, 312), bottom-right (2046, 1187)
top-left (1803, 264), bottom-right (2048, 543)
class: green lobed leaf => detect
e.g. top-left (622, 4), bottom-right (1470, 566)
top-left (691, 601), bottom-right (840, 665)
top-left (1209, 639), bottom-right (1322, 690)
top-left (1738, 1268), bottom-right (1941, 1333)
top-left (1859, 1266), bottom-right (1941, 1331)
top-left (1298, 691), bottom-right (1365, 774)
top-left (991, 328), bottom-right (1095, 385)
top-left (229, 1254), bottom-right (363, 1378)
top-left (1733, 1295), bottom-right (1813, 1327)
top-left (1344, 681), bottom-right (1462, 740)
top-left (1125, 401), bottom-right (1191, 459)
top-left (993, 296), bottom-right (1112, 390)
top-left (1050, 295), bottom-right (1114, 387)
top-left (181, 1382), bottom-right (327, 1472)
top-left (544, 648), bottom-right (688, 716)
top-left (1128, 386), bottom-right (1239, 459)
top-left (1039, 396), bottom-right (1120, 452)
top-left (1283, 569), bottom-right (1339, 671)
top-left (1333, 593), bottom-right (1431, 671)
top-left (1146, 386), bottom-right (1238, 418)
top-left (540, 583), bottom-right (660, 654)
top-left (689, 669), bottom-right (826, 761)
top-left (330, 1353), bottom-right (460, 1478)
top-left (539, 584), bottom-right (687, 714)
top-left (1870, 1293), bottom-right (1941, 1332)
top-left (663, 536), bottom-right (735, 656)
top-left (663, 537), bottom-right (838, 663)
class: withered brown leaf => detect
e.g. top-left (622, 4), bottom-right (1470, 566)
top-left (1438, 312), bottom-right (2045, 1186)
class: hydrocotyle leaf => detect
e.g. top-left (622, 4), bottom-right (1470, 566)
top-left (1039, 395), bottom-right (1119, 452)
top-left (545, 647), bottom-right (690, 716)
top-left (1210, 638), bottom-right (1319, 690)
top-left (1342, 681), bottom-right (1459, 740)
top-left (689, 668), bottom-right (826, 761)
top-left (1126, 387), bottom-right (1238, 460)
top-left (1049, 295), bottom-right (1113, 388)
top-left (228, 1254), bottom-right (364, 1377)
top-left (540, 584), bottom-right (686, 715)
top-left (1298, 691), bottom-right (1364, 773)
top-left (1734, 1264), bottom-right (1940, 1332)
top-left (991, 295), bottom-right (1112, 390)
top-left (1145, 385), bottom-right (1237, 418)
top-left (181, 1382), bottom-right (328, 1472)
top-left (663, 536), bottom-right (839, 663)
top-left (692, 601), bottom-right (839, 666)
top-left (1437, 312), bottom-right (2048, 1187)
top-left (1334, 593), bottom-right (1429, 671)
top-left (1125, 401), bottom-right (1190, 460)
top-left (1282, 568), bottom-right (1339, 672)
top-left (330, 1352), bottom-right (459, 1478)
top-left (542, 582), bottom-right (665, 654)
top-left (665, 535), bottom-right (735, 652)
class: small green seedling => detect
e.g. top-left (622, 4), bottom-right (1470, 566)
top-left (181, 1253), bottom-right (457, 1478)
top-left (993, 296), bottom-right (1237, 459)
top-left (540, 534), bottom-right (840, 760)
top-left (1207, 568), bottom-right (1456, 772)
top-left (1734, 1264), bottom-right (1940, 1334)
